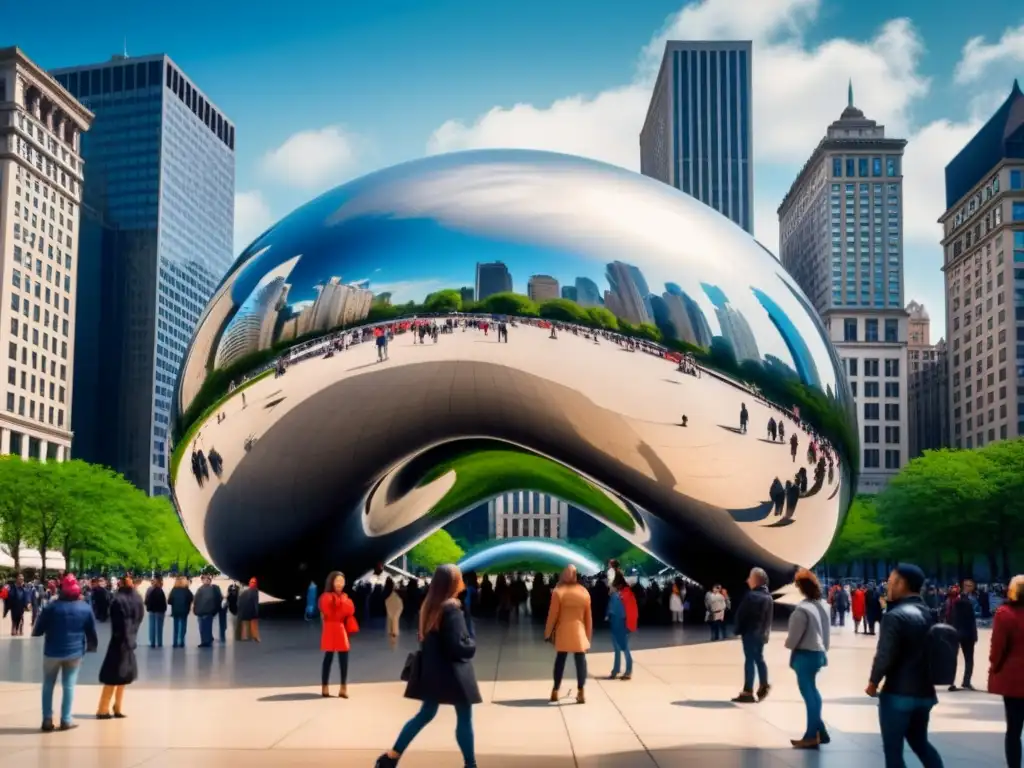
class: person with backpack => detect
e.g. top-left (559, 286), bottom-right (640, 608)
top-left (866, 563), bottom-right (948, 768)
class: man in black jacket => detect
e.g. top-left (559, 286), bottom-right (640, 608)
top-left (949, 579), bottom-right (978, 691)
top-left (731, 567), bottom-right (773, 703)
top-left (866, 563), bottom-right (943, 767)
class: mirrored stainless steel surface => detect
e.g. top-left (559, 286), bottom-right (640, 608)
top-left (171, 149), bottom-right (857, 598)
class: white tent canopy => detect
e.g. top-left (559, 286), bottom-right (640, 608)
top-left (0, 545), bottom-right (66, 571)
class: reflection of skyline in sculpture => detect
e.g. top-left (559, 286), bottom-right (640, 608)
top-left (488, 491), bottom-right (569, 540)
top-left (751, 288), bottom-right (821, 389)
top-left (700, 283), bottom-right (760, 362)
top-left (215, 256), bottom-right (300, 370)
top-left (574, 277), bottom-right (603, 307)
top-left (476, 261), bottom-right (513, 300)
top-left (277, 277), bottom-right (373, 345)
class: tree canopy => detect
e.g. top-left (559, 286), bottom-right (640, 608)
top-left (407, 529), bottom-right (465, 572)
top-left (0, 457), bottom-right (205, 575)
top-left (823, 440), bottom-right (1024, 580)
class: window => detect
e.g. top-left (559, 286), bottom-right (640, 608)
top-left (865, 318), bottom-right (879, 341)
top-left (847, 357), bottom-right (858, 376)
top-left (885, 403), bottom-right (900, 420)
top-left (864, 402), bottom-right (880, 420)
top-left (844, 318), bottom-right (858, 341)
top-left (864, 449), bottom-right (880, 468)
top-left (1012, 170), bottom-right (1023, 190)
top-left (846, 158), bottom-right (855, 177)
top-left (884, 318), bottom-right (899, 343)
top-left (864, 426), bottom-right (879, 443)
top-left (886, 156), bottom-right (899, 177)
top-left (872, 157), bottom-right (882, 176)
top-left (885, 426), bottom-right (901, 444)
top-left (833, 157), bottom-right (842, 177)
top-left (858, 158), bottom-right (868, 177)
top-left (1012, 202), bottom-right (1024, 222)
top-left (4, 393), bottom-right (12, 412)
top-left (884, 449), bottom-right (901, 470)
top-left (884, 358), bottom-right (900, 377)
top-left (864, 358), bottom-right (880, 377)
top-left (885, 381), bottom-right (899, 398)
top-left (865, 381), bottom-right (879, 397)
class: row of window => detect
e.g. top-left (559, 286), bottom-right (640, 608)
top-left (832, 155), bottom-right (901, 179)
top-left (843, 357), bottom-right (901, 378)
top-left (4, 391), bottom-right (64, 428)
top-left (863, 448), bottom-right (901, 470)
top-left (863, 425), bottom-right (900, 444)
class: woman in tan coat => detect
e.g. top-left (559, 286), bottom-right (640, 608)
top-left (544, 565), bottom-right (593, 703)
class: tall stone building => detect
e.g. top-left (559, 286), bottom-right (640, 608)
top-left (906, 301), bottom-right (949, 457)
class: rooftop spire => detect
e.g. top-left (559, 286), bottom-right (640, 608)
top-left (848, 78), bottom-right (854, 108)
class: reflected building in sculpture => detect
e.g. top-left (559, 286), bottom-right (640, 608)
top-left (488, 492), bottom-right (568, 540)
top-left (527, 275), bottom-right (559, 303)
top-left (171, 149), bottom-right (856, 599)
top-left (475, 261), bottom-right (512, 300)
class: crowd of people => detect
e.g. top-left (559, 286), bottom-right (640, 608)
top-left (5, 562), bottom-right (1024, 768)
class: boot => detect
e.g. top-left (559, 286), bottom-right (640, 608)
top-left (576, 687), bottom-right (585, 704)
top-left (790, 734), bottom-right (820, 749)
top-left (756, 684), bottom-right (771, 701)
top-left (321, 685), bottom-right (330, 698)
top-left (338, 685), bottom-right (348, 699)
top-left (549, 688), bottom-right (559, 703)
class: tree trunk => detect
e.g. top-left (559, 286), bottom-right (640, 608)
top-left (40, 545), bottom-right (46, 579)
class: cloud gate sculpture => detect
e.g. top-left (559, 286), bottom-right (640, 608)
top-left (171, 149), bottom-right (857, 600)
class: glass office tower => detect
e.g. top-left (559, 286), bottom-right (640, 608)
top-left (52, 55), bottom-right (234, 496)
top-left (640, 41), bottom-right (753, 233)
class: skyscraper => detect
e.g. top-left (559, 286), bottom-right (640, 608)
top-left (640, 40), bottom-right (753, 233)
top-left (0, 48), bottom-right (92, 462)
top-left (940, 80), bottom-right (1024, 451)
top-left (474, 261), bottom-right (512, 301)
top-left (904, 301), bottom-right (948, 457)
top-left (51, 54), bottom-right (235, 496)
top-left (777, 84), bottom-right (908, 493)
top-left (487, 491), bottom-right (568, 540)
top-left (700, 283), bottom-right (759, 362)
top-left (527, 274), bottom-right (559, 302)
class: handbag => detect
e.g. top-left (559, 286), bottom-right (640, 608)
top-left (345, 615), bottom-right (359, 635)
top-left (400, 650), bottom-right (422, 683)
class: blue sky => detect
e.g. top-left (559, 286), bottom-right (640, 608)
top-left (7, 0), bottom-right (1024, 340)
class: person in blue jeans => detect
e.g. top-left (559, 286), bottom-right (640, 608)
top-left (144, 576), bottom-right (167, 648)
top-left (192, 574), bottom-right (223, 648)
top-left (376, 564), bottom-right (479, 768)
top-left (167, 576), bottom-right (193, 648)
top-left (784, 568), bottom-right (831, 749)
top-left (606, 571), bottom-right (638, 680)
top-left (867, 563), bottom-right (944, 767)
top-left (32, 574), bottom-right (98, 732)
top-left (732, 568), bottom-right (774, 703)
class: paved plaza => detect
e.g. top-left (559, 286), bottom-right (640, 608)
top-left (0, 615), bottom-right (1005, 767)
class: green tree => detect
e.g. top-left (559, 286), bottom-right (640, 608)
top-left (538, 298), bottom-right (589, 324)
top-left (0, 457), bottom-right (35, 571)
top-left (586, 306), bottom-right (618, 330)
top-left (822, 495), bottom-right (885, 574)
top-left (407, 529), bottom-right (465, 571)
top-left (423, 289), bottom-right (463, 313)
top-left (480, 292), bottom-right (539, 317)
top-left (977, 439), bottom-right (1024, 578)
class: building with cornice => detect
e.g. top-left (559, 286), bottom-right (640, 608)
top-left (777, 83), bottom-right (908, 493)
top-left (905, 301), bottom-right (949, 457)
top-left (0, 47), bottom-right (92, 462)
top-left (940, 80), bottom-right (1024, 450)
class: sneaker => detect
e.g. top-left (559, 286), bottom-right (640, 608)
top-left (41, 719), bottom-right (54, 733)
top-left (948, 685), bottom-right (958, 692)
top-left (756, 684), bottom-right (771, 701)
top-left (731, 692), bottom-right (756, 703)
top-left (374, 754), bottom-right (398, 768)
top-left (620, 673), bottom-right (632, 681)
top-left (96, 713), bottom-right (113, 720)
top-left (58, 721), bottom-right (77, 731)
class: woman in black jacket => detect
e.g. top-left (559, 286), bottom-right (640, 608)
top-left (376, 564), bottom-right (480, 768)
top-left (96, 576), bottom-right (144, 719)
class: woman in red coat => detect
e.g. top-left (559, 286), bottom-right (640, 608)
top-left (990, 575), bottom-right (1024, 768)
top-left (319, 571), bottom-right (358, 698)
top-left (851, 586), bottom-right (866, 633)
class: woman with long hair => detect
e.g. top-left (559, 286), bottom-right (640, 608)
top-left (784, 568), bottom-right (831, 749)
top-left (990, 574), bottom-right (1024, 768)
top-left (375, 564), bottom-right (480, 768)
top-left (606, 570), bottom-right (638, 680)
top-left (96, 575), bottom-right (145, 719)
top-left (544, 564), bottom-right (593, 703)
top-left (319, 571), bottom-right (358, 698)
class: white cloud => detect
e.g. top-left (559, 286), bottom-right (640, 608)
top-left (955, 23), bottom-right (1024, 84)
top-left (233, 190), bottom-right (274, 254)
top-left (260, 126), bottom-right (360, 189)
